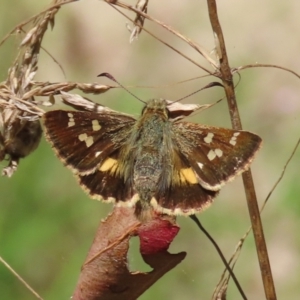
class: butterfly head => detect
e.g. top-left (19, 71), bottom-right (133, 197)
top-left (142, 99), bottom-right (169, 119)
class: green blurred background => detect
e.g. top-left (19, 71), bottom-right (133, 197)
top-left (1, 0), bottom-right (300, 299)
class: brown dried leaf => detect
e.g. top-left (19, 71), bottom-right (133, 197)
top-left (72, 206), bottom-right (185, 300)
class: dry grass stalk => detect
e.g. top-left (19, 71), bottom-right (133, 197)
top-left (0, 0), bottom-right (64, 176)
top-left (127, 0), bottom-right (149, 43)
top-left (0, 0), bottom-right (110, 176)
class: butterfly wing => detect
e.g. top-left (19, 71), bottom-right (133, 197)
top-left (151, 121), bottom-right (261, 216)
top-left (171, 121), bottom-right (262, 191)
top-left (77, 152), bottom-right (137, 204)
top-left (152, 150), bottom-right (218, 216)
top-left (43, 109), bottom-right (262, 215)
top-left (43, 110), bottom-right (137, 204)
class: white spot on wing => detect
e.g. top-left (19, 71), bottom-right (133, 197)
top-left (197, 162), bottom-right (204, 169)
top-left (78, 133), bottom-right (87, 141)
top-left (207, 148), bottom-right (222, 161)
top-left (85, 136), bottom-right (94, 147)
top-left (207, 149), bottom-right (216, 161)
top-left (67, 112), bottom-right (75, 127)
top-left (92, 119), bottom-right (101, 131)
top-left (95, 151), bottom-right (102, 157)
top-left (204, 132), bottom-right (214, 144)
top-left (215, 148), bottom-right (223, 157)
top-left (78, 133), bottom-right (94, 147)
top-left (229, 132), bottom-right (240, 146)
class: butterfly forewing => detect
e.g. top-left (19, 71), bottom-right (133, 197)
top-left (172, 122), bottom-right (262, 191)
top-left (43, 110), bottom-right (135, 174)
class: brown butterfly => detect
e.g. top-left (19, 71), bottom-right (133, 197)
top-left (43, 95), bottom-right (261, 221)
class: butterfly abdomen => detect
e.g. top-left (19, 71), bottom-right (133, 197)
top-left (134, 151), bottom-right (163, 201)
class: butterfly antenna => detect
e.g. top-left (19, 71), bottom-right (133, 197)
top-left (174, 81), bottom-right (223, 103)
top-left (98, 72), bottom-right (146, 104)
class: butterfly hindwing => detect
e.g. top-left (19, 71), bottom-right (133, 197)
top-left (77, 151), bottom-right (137, 204)
top-left (152, 150), bottom-right (218, 215)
